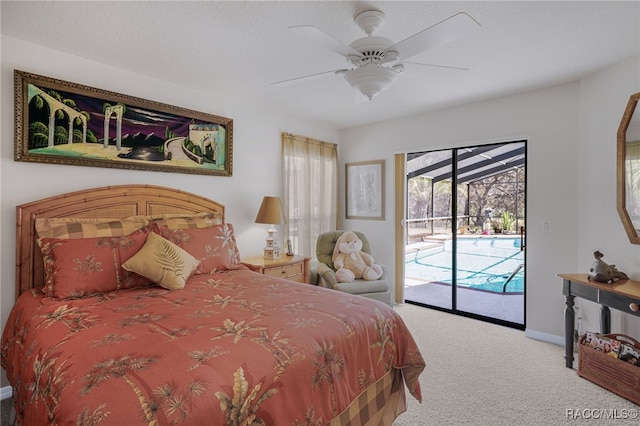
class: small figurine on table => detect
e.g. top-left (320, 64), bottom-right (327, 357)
top-left (588, 251), bottom-right (628, 283)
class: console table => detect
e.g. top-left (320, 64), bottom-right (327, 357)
top-left (559, 273), bottom-right (640, 368)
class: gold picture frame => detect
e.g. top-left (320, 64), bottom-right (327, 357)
top-left (346, 159), bottom-right (385, 220)
top-left (14, 70), bottom-right (233, 176)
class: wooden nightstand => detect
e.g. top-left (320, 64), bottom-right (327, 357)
top-left (241, 255), bottom-right (310, 284)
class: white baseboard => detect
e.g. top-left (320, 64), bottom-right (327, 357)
top-left (525, 328), bottom-right (564, 346)
top-left (0, 385), bottom-right (12, 400)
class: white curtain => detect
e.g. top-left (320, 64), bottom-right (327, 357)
top-left (282, 132), bottom-right (338, 258)
top-left (626, 140), bottom-right (640, 230)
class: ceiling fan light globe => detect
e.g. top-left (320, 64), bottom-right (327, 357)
top-left (344, 64), bottom-right (400, 100)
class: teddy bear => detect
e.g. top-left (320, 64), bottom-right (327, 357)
top-left (332, 231), bottom-right (383, 283)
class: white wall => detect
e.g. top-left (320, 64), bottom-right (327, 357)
top-left (0, 36), bottom-right (339, 387)
top-left (576, 55), bottom-right (640, 336)
top-left (338, 54), bottom-right (640, 341)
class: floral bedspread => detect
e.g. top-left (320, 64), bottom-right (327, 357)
top-left (1, 269), bottom-right (424, 425)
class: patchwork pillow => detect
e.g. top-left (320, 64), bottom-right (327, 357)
top-left (122, 232), bottom-right (200, 290)
top-left (36, 217), bottom-right (149, 245)
top-left (40, 227), bottom-right (152, 299)
top-left (35, 216), bottom-right (121, 229)
top-left (126, 211), bottom-right (222, 222)
top-left (152, 212), bottom-right (222, 230)
top-left (35, 212), bottom-right (221, 243)
top-left (155, 223), bottom-right (241, 274)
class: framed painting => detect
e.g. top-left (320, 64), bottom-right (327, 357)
top-left (346, 159), bottom-right (385, 220)
top-left (14, 70), bottom-right (233, 176)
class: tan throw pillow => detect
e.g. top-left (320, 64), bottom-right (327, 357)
top-left (122, 232), bottom-right (200, 290)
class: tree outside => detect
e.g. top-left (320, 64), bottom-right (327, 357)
top-left (407, 167), bottom-right (524, 242)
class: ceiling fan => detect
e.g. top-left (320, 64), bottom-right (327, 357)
top-left (273, 9), bottom-right (481, 100)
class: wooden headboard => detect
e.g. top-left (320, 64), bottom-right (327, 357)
top-left (16, 184), bottom-right (225, 300)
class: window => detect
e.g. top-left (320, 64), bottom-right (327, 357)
top-left (282, 133), bottom-right (338, 258)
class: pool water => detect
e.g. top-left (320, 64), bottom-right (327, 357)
top-left (406, 236), bottom-right (525, 293)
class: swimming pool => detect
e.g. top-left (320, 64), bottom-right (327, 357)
top-left (405, 236), bottom-right (525, 293)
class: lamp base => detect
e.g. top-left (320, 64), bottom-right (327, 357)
top-left (263, 247), bottom-right (282, 259)
top-left (263, 227), bottom-right (282, 259)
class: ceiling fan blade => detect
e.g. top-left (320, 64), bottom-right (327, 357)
top-left (386, 12), bottom-right (481, 62)
top-left (403, 62), bottom-right (469, 72)
top-left (271, 69), bottom-right (345, 87)
top-left (402, 62), bottom-right (469, 80)
top-left (289, 25), bottom-right (363, 59)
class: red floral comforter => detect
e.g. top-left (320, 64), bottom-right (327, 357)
top-left (2, 269), bottom-right (424, 425)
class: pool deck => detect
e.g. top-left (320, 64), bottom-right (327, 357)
top-left (404, 282), bottom-right (524, 324)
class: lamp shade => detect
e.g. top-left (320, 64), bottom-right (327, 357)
top-left (255, 196), bottom-right (286, 225)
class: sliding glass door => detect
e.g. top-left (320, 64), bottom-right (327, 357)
top-left (405, 149), bottom-right (453, 310)
top-left (403, 141), bottom-right (526, 328)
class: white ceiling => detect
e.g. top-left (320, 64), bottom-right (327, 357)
top-left (2, 1), bottom-right (639, 130)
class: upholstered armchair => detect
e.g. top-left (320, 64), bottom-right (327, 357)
top-left (314, 230), bottom-right (393, 306)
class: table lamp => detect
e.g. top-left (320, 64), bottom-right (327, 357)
top-left (255, 196), bottom-right (286, 259)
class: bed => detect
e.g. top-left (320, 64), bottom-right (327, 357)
top-left (1, 185), bottom-right (424, 425)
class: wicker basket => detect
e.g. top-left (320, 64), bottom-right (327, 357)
top-left (578, 333), bottom-right (640, 405)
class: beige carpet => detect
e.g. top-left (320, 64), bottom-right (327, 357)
top-left (1, 304), bottom-right (638, 425)
top-left (392, 304), bottom-right (638, 425)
